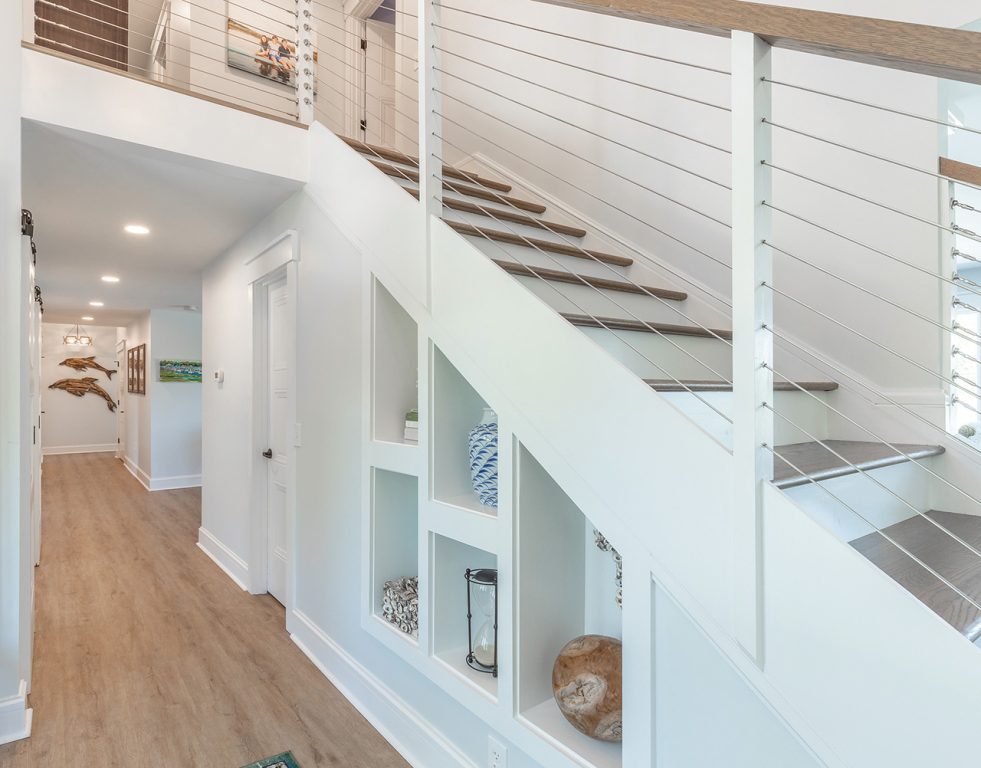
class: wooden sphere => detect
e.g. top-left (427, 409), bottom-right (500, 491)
top-left (551, 635), bottom-right (622, 742)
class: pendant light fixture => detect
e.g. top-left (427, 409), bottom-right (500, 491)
top-left (64, 323), bottom-right (92, 346)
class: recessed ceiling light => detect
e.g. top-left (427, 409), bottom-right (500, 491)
top-left (101, 275), bottom-right (120, 283)
top-left (124, 224), bottom-right (149, 235)
top-left (81, 316), bottom-right (94, 321)
top-left (89, 301), bottom-right (104, 307)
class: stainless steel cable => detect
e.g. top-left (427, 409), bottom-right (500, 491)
top-left (765, 161), bottom-right (981, 243)
top-left (430, 114), bottom-right (734, 289)
top-left (765, 361), bottom-right (981, 516)
top-left (424, 183), bottom-right (736, 425)
top-left (766, 240), bottom-right (979, 344)
top-left (952, 394), bottom-right (981, 418)
top-left (436, 3), bottom-right (731, 76)
top-left (764, 77), bottom-right (981, 138)
top-left (32, 34), bottom-right (299, 117)
top-left (761, 441), bottom-right (981, 617)
top-left (431, 22), bottom-right (730, 112)
top-left (435, 43), bottom-right (731, 155)
top-left (431, 137), bottom-right (734, 350)
top-left (764, 401), bottom-right (981, 567)
top-left (307, 11), bottom-right (422, 74)
top-left (954, 346), bottom-right (981, 367)
top-left (764, 118), bottom-right (981, 196)
top-left (765, 202), bottom-right (981, 302)
top-left (35, 0), bottom-right (301, 103)
top-left (312, 79), bottom-right (421, 155)
top-left (762, 281), bottom-right (980, 400)
top-left (434, 84), bottom-right (733, 230)
top-left (954, 371), bottom-right (981, 393)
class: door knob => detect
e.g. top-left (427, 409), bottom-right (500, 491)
top-left (262, 449), bottom-right (273, 459)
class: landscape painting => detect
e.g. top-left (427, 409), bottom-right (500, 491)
top-left (227, 18), bottom-right (298, 86)
top-left (159, 360), bottom-right (202, 383)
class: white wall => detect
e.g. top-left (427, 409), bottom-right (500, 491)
top-left (40, 323), bottom-right (120, 454)
top-left (124, 312), bottom-right (152, 484)
top-left (149, 308), bottom-right (202, 485)
top-left (123, 310), bottom-right (202, 490)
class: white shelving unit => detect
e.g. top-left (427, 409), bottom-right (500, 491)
top-left (431, 533), bottom-right (499, 700)
top-left (370, 468), bottom-right (420, 645)
top-left (365, 274), bottom-right (627, 767)
top-left (372, 277), bottom-right (419, 446)
top-left (515, 445), bottom-right (623, 768)
top-left (431, 345), bottom-right (498, 517)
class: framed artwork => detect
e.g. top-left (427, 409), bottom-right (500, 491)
top-left (128, 344), bottom-right (146, 395)
top-left (159, 360), bottom-right (202, 382)
top-left (227, 18), bottom-right (298, 87)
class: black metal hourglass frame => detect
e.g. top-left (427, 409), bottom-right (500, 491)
top-left (465, 567), bottom-right (498, 677)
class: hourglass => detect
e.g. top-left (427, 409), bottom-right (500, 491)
top-left (465, 568), bottom-right (498, 676)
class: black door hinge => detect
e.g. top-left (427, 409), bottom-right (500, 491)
top-left (21, 209), bottom-right (33, 237)
top-left (360, 118), bottom-right (367, 131)
top-left (360, 38), bottom-right (367, 50)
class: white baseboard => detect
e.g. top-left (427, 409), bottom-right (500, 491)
top-left (123, 456), bottom-right (201, 491)
top-left (42, 443), bottom-right (117, 456)
top-left (290, 609), bottom-right (477, 768)
top-left (197, 527), bottom-right (249, 591)
top-left (123, 455), bottom-right (152, 490)
top-left (149, 473), bottom-right (202, 491)
top-left (0, 681), bottom-right (32, 746)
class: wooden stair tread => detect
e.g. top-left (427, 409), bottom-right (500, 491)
top-left (562, 313), bottom-right (731, 339)
top-left (851, 510), bottom-right (981, 640)
top-left (772, 440), bottom-right (944, 489)
top-left (371, 160), bottom-right (545, 213)
top-left (404, 189), bottom-right (586, 237)
top-left (343, 136), bottom-right (513, 191)
top-left (494, 260), bottom-right (685, 300)
top-left (646, 379), bottom-right (838, 392)
top-left (449, 222), bottom-right (632, 267)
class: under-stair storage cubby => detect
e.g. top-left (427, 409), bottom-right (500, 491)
top-left (515, 444), bottom-right (623, 768)
top-left (431, 533), bottom-right (499, 699)
top-left (372, 278), bottom-right (419, 445)
top-left (431, 345), bottom-right (498, 516)
top-left (370, 468), bottom-right (420, 645)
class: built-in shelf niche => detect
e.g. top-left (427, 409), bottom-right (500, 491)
top-left (431, 533), bottom-right (499, 699)
top-left (371, 468), bottom-right (420, 645)
top-left (515, 443), bottom-right (622, 768)
top-left (432, 345), bottom-right (497, 516)
top-left (372, 278), bottom-right (418, 445)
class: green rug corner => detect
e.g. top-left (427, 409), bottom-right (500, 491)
top-left (240, 752), bottom-right (300, 768)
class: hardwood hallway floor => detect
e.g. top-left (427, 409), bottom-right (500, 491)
top-left (0, 453), bottom-right (410, 768)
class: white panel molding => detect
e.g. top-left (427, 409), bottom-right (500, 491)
top-left (149, 473), bottom-right (202, 491)
top-left (42, 443), bottom-right (117, 456)
top-left (123, 455), bottom-right (152, 491)
top-left (0, 680), bottom-right (32, 746)
top-left (290, 609), bottom-right (478, 768)
top-left (197, 527), bottom-right (249, 591)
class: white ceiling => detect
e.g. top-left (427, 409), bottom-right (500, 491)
top-left (24, 121), bottom-right (303, 327)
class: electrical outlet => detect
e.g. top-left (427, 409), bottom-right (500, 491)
top-left (488, 735), bottom-right (508, 768)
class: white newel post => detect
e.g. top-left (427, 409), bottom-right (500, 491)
top-left (296, 0), bottom-right (315, 124)
top-left (418, 0), bottom-right (442, 307)
top-left (730, 31), bottom-right (773, 666)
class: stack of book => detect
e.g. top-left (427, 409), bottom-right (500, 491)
top-left (404, 408), bottom-right (419, 443)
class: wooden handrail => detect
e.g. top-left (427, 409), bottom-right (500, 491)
top-left (532, 0), bottom-right (981, 85)
top-left (940, 157), bottom-right (981, 187)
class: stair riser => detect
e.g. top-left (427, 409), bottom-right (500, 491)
top-left (659, 390), bottom-right (832, 449)
top-left (784, 461), bottom-right (936, 543)
top-left (514, 275), bottom-right (688, 326)
top-left (577, 325), bottom-right (732, 383)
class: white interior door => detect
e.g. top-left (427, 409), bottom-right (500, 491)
top-left (365, 19), bottom-right (397, 147)
top-left (264, 276), bottom-right (290, 604)
top-left (29, 262), bottom-right (41, 568)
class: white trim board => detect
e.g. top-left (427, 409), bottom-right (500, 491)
top-left (123, 456), bottom-right (152, 491)
top-left (42, 444), bottom-right (117, 456)
top-left (290, 610), bottom-right (478, 768)
top-left (0, 680), bottom-right (32, 746)
top-left (149, 474), bottom-right (202, 491)
top-left (197, 527), bottom-right (249, 591)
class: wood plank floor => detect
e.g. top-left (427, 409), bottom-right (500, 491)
top-left (0, 453), bottom-right (409, 768)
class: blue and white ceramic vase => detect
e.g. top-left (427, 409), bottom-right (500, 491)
top-left (468, 407), bottom-right (498, 507)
